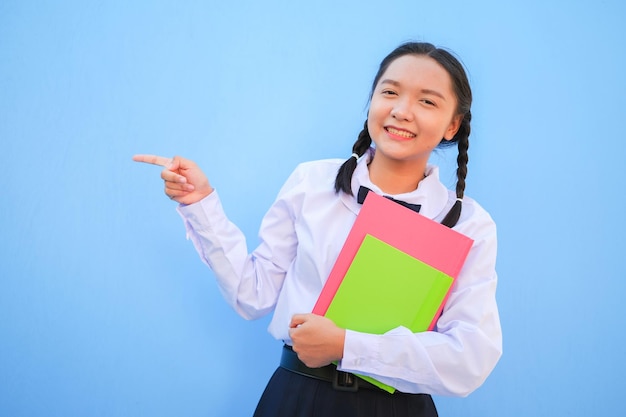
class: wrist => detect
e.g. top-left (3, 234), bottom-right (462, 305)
top-left (335, 328), bottom-right (346, 361)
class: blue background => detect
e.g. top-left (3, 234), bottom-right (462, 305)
top-left (2, 1), bottom-right (625, 415)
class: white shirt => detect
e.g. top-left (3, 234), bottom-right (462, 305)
top-left (177, 150), bottom-right (502, 396)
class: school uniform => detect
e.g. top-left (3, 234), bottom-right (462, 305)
top-left (176, 149), bottom-right (502, 416)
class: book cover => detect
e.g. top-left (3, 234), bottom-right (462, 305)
top-left (324, 234), bottom-right (454, 335)
top-left (313, 191), bottom-right (473, 319)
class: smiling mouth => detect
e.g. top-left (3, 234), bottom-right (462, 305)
top-left (385, 127), bottom-right (416, 139)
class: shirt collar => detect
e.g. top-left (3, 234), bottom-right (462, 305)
top-left (340, 148), bottom-right (450, 219)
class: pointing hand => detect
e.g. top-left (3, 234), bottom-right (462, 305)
top-left (133, 154), bottom-right (214, 205)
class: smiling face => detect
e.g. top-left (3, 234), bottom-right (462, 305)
top-left (367, 54), bottom-right (462, 175)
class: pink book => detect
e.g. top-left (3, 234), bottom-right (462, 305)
top-left (312, 191), bottom-right (474, 330)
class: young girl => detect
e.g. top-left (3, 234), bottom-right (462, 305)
top-left (134, 42), bottom-right (502, 417)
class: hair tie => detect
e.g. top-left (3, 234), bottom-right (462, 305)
top-left (351, 153), bottom-right (359, 160)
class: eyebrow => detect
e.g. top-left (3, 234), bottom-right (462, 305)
top-left (379, 79), bottom-right (447, 100)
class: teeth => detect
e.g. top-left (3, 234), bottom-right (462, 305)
top-left (386, 127), bottom-right (415, 138)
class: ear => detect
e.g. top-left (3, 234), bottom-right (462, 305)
top-left (443, 114), bottom-right (463, 140)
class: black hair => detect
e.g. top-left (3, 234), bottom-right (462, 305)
top-left (334, 42), bottom-right (472, 228)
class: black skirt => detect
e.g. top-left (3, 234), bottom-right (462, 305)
top-left (253, 366), bottom-right (438, 417)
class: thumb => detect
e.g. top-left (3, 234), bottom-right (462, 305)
top-left (290, 314), bottom-right (308, 328)
top-left (167, 156), bottom-right (182, 171)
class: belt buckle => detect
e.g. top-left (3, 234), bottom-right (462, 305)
top-left (332, 370), bottom-right (359, 392)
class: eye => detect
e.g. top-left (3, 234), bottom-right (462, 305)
top-left (420, 98), bottom-right (436, 106)
top-left (381, 89), bottom-right (398, 96)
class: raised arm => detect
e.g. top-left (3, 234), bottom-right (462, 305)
top-left (133, 154), bottom-right (214, 205)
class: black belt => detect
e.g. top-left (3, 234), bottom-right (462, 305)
top-left (280, 345), bottom-right (384, 392)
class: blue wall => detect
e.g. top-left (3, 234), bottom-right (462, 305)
top-left (2, 1), bottom-right (624, 415)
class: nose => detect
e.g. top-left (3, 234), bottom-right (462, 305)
top-left (390, 98), bottom-right (413, 121)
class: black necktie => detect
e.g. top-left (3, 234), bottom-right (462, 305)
top-left (357, 186), bottom-right (421, 213)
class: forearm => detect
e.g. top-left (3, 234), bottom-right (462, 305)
top-left (176, 191), bottom-right (288, 319)
top-left (340, 318), bottom-right (501, 396)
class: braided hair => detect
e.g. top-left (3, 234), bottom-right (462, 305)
top-left (334, 42), bottom-right (472, 228)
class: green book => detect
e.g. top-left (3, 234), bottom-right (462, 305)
top-left (325, 233), bottom-right (454, 393)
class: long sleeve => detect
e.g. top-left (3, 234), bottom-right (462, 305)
top-left (176, 187), bottom-right (299, 320)
top-left (174, 159), bottom-right (350, 327)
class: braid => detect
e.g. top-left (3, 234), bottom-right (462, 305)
top-left (441, 111), bottom-right (471, 228)
top-left (454, 112), bottom-right (470, 199)
top-left (334, 120), bottom-right (372, 195)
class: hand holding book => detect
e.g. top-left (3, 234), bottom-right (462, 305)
top-left (312, 192), bottom-right (474, 392)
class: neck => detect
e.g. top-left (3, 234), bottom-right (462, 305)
top-left (368, 156), bottom-right (427, 194)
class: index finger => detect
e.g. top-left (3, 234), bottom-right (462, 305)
top-left (132, 154), bottom-right (172, 167)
